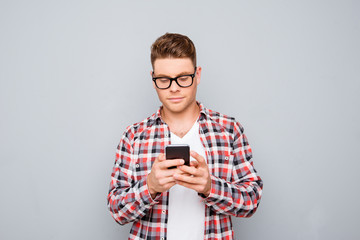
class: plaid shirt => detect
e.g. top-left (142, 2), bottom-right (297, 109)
top-left (108, 103), bottom-right (263, 240)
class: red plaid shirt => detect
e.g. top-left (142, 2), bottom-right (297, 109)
top-left (108, 103), bottom-right (263, 240)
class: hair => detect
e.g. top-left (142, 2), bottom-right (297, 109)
top-left (150, 33), bottom-right (197, 69)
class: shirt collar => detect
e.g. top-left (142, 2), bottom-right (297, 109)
top-left (152, 101), bottom-right (209, 124)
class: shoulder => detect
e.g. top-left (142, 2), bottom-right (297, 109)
top-left (121, 113), bottom-right (158, 142)
top-left (203, 107), bottom-right (244, 135)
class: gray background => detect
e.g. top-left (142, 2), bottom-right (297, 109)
top-left (1, 0), bottom-right (359, 239)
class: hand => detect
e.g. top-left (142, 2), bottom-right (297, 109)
top-left (173, 151), bottom-right (212, 197)
top-left (147, 153), bottom-right (185, 198)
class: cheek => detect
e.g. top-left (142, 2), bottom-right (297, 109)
top-left (190, 85), bottom-right (198, 96)
top-left (155, 89), bottom-right (166, 100)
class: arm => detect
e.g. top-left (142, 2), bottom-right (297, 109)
top-left (174, 122), bottom-right (263, 218)
top-left (107, 133), bottom-right (186, 225)
top-left (107, 133), bottom-right (159, 225)
top-left (204, 122), bottom-right (263, 217)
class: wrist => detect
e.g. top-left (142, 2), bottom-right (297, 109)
top-left (202, 187), bottom-right (210, 198)
top-left (146, 175), bottom-right (158, 197)
top-left (202, 176), bottom-right (212, 197)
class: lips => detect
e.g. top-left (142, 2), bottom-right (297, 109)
top-left (168, 97), bottom-right (184, 103)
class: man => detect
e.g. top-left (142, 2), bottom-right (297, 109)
top-left (108, 33), bottom-right (263, 240)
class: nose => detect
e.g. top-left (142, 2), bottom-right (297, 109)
top-left (169, 80), bottom-right (181, 92)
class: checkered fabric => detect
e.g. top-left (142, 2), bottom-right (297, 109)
top-left (108, 103), bottom-right (263, 240)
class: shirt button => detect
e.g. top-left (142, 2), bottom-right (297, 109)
top-left (225, 157), bottom-right (229, 160)
top-left (162, 210), bottom-right (166, 214)
top-left (135, 164), bottom-right (140, 168)
top-left (165, 133), bottom-right (168, 137)
top-left (161, 238), bottom-right (164, 240)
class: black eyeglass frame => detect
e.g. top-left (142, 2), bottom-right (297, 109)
top-left (152, 67), bottom-right (197, 90)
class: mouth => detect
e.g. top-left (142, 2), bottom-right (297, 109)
top-left (168, 97), bottom-right (184, 103)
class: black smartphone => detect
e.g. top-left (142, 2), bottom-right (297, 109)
top-left (165, 144), bottom-right (190, 169)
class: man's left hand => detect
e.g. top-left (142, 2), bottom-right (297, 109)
top-left (173, 151), bottom-right (211, 197)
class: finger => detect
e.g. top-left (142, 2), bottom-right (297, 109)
top-left (158, 176), bottom-right (176, 186)
top-left (173, 173), bottom-right (199, 184)
top-left (158, 180), bottom-right (177, 193)
top-left (174, 168), bottom-right (192, 177)
top-left (153, 154), bottom-right (165, 165)
top-left (190, 160), bottom-right (199, 168)
top-left (161, 159), bottom-right (184, 169)
top-left (159, 168), bottom-right (179, 178)
top-left (157, 153), bottom-right (166, 161)
top-left (190, 151), bottom-right (206, 166)
top-left (179, 165), bottom-right (198, 176)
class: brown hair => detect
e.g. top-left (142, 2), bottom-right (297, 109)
top-left (150, 33), bottom-right (196, 69)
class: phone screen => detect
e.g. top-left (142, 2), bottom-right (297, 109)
top-left (165, 144), bottom-right (190, 168)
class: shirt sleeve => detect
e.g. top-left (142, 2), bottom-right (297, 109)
top-left (107, 131), bottom-right (160, 225)
top-left (202, 122), bottom-right (263, 218)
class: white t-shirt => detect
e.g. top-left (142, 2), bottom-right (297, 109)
top-left (167, 121), bottom-right (206, 240)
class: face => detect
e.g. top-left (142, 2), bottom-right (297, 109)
top-left (152, 58), bottom-right (201, 116)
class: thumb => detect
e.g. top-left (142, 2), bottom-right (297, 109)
top-left (190, 151), bottom-right (206, 166)
top-left (190, 160), bottom-right (199, 168)
top-left (153, 153), bottom-right (165, 166)
top-left (157, 153), bottom-right (166, 162)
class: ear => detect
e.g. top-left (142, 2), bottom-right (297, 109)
top-left (150, 70), bottom-right (156, 89)
top-left (195, 66), bottom-right (202, 85)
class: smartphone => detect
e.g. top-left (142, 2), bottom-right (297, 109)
top-left (165, 144), bottom-right (190, 169)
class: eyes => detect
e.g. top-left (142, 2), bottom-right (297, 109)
top-left (153, 75), bottom-right (195, 89)
top-left (152, 68), bottom-right (197, 89)
top-left (178, 76), bottom-right (191, 82)
top-left (158, 76), bottom-right (190, 83)
top-left (158, 78), bottom-right (169, 84)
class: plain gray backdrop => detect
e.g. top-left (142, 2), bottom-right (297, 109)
top-left (1, 0), bottom-right (359, 239)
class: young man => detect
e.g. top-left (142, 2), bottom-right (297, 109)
top-left (108, 33), bottom-right (263, 240)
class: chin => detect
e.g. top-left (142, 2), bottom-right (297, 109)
top-left (164, 103), bottom-right (186, 114)
top-left (167, 106), bottom-right (185, 114)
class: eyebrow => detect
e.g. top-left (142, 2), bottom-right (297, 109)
top-left (153, 71), bottom-right (194, 78)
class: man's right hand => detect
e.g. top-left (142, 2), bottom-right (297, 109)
top-left (147, 153), bottom-right (185, 199)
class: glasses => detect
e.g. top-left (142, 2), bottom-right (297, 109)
top-left (152, 68), bottom-right (197, 89)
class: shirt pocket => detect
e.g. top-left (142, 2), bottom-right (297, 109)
top-left (133, 155), bottom-right (155, 182)
top-left (209, 151), bottom-right (234, 181)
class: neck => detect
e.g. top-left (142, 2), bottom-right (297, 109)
top-left (161, 102), bottom-right (200, 137)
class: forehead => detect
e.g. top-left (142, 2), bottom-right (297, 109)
top-left (153, 58), bottom-right (194, 75)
